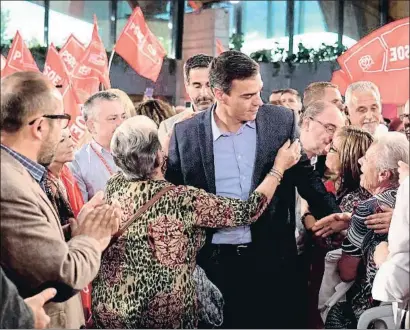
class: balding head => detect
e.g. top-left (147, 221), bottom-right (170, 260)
top-left (1, 71), bottom-right (65, 166)
top-left (1, 71), bottom-right (62, 134)
top-left (303, 82), bottom-right (343, 110)
top-left (299, 100), bottom-right (346, 158)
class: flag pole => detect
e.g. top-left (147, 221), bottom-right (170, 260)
top-left (108, 47), bottom-right (116, 75)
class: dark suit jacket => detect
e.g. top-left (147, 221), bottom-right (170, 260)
top-left (0, 267), bottom-right (34, 329)
top-left (166, 104), bottom-right (341, 264)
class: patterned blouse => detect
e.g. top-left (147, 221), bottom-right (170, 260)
top-left (91, 173), bottom-right (268, 329)
top-left (325, 188), bottom-right (397, 328)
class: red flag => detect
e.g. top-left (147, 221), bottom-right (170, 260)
top-left (78, 15), bottom-right (111, 89)
top-left (115, 7), bottom-right (167, 82)
top-left (336, 17), bottom-right (409, 105)
top-left (1, 54), bottom-right (6, 78)
top-left (43, 43), bottom-right (70, 87)
top-left (2, 31), bottom-right (39, 77)
top-left (59, 34), bottom-right (86, 74)
top-left (216, 39), bottom-right (225, 56)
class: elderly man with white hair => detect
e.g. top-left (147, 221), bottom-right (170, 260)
top-left (319, 132), bottom-right (409, 329)
top-left (345, 81), bottom-right (386, 136)
top-left (91, 116), bottom-right (302, 328)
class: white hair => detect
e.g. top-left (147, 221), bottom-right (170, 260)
top-left (110, 116), bottom-right (160, 180)
top-left (372, 132), bottom-right (410, 184)
top-left (82, 91), bottom-right (120, 121)
top-left (345, 81), bottom-right (381, 106)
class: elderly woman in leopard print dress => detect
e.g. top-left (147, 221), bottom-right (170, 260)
top-left (91, 116), bottom-right (302, 329)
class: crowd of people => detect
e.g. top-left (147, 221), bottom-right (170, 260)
top-left (0, 50), bottom-right (409, 329)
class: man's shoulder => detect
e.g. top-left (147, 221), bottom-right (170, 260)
top-left (173, 109), bottom-right (208, 133)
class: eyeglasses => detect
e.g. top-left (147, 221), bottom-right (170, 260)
top-left (328, 141), bottom-right (339, 153)
top-left (28, 114), bottom-right (71, 129)
top-left (310, 117), bottom-right (337, 135)
top-left (399, 113), bottom-right (409, 121)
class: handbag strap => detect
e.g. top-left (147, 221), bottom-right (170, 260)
top-left (110, 185), bottom-right (175, 245)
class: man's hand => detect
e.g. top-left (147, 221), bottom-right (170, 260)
top-left (312, 213), bottom-right (351, 237)
top-left (71, 202), bottom-right (121, 252)
top-left (374, 241), bottom-right (389, 268)
top-left (24, 288), bottom-right (57, 329)
top-left (76, 191), bottom-right (106, 224)
top-left (364, 205), bottom-right (392, 234)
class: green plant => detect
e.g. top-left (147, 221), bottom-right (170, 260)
top-left (1, 9), bottom-right (10, 47)
top-left (229, 32), bottom-right (244, 51)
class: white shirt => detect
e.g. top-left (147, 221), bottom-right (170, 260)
top-left (372, 176), bottom-right (409, 304)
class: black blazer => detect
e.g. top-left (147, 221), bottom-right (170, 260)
top-left (166, 104), bottom-right (341, 263)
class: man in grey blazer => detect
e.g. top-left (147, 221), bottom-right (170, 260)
top-left (0, 72), bottom-right (120, 328)
top-left (158, 54), bottom-right (214, 144)
top-left (166, 51), bottom-right (341, 328)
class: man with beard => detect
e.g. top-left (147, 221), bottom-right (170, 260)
top-left (69, 91), bottom-right (127, 202)
top-left (0, 72), bottom-right (121, 328)
top-left (158, 54), bottom-right (214, 144)
top-left (345, 81), bottom-right (383, 136)
top-left (401, 99), bottom-right (410, 140)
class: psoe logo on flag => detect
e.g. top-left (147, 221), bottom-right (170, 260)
top-left (358, 55), bottom-right (375, 71)
top-left (128, 22), bottom-right (145, 43)
top-left (89, 53), bottom-right (106, 67)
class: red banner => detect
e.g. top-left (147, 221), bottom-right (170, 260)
top-left (115, 7), bottom-right (166, 82)
top-left (336, 17), bottom-right (409, 105)
top-left (2, 31), bottom-right (39, 77)
top-left (59, 34), bottom-right (86, 74)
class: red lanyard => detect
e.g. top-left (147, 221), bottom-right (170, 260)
top-left (90, 143), bottom-right (114, 176)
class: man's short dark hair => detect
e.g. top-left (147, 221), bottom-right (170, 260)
top-left (184, 54), bottom-right (214, 84)
top-left (271, 89), bottom-right (284, 95)
top-left (281, 88), bottom-right (301, 101)
top-left (209, 50), bottom-right (260, 95)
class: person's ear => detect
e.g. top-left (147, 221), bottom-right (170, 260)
top-left (378, 169), bottom-right (392, 183)
top-left (29, 118), bottom-right (48, 141)
top-left (86, 120), bottom-right (95, 134)
top-left (213, 88), bottom-right (227, 105)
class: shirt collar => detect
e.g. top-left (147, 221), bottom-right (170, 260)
top-left (211, 107), bottom-right (256, 142)
top-left (1, 144), bottom-right (47, 185)
top-left (91, 139), bottom-right (108, 154)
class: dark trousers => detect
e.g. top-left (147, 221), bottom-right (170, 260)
top-left (199, 243), bottom-right (298, 329)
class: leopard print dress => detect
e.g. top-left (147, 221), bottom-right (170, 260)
top-left (92, 173), bottom-right (267, 329)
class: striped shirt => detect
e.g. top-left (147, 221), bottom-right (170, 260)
top-left (343, 188), bottom-right (397, 257)
top-left (1, 144), bottom-right (47, 191)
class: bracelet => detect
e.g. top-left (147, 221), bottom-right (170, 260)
top-left (269, 167), bottom-right (283, 180)
top-left (268, 170), bottom-right (282, 183)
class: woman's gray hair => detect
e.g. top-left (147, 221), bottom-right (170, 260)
top-left (372, 132), bottom-right (410, 184)
top-left (110, 116), bottom-right (161, 180)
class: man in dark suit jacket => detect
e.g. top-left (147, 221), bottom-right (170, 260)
top-left (166, 51), bottom-right (341, 329)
